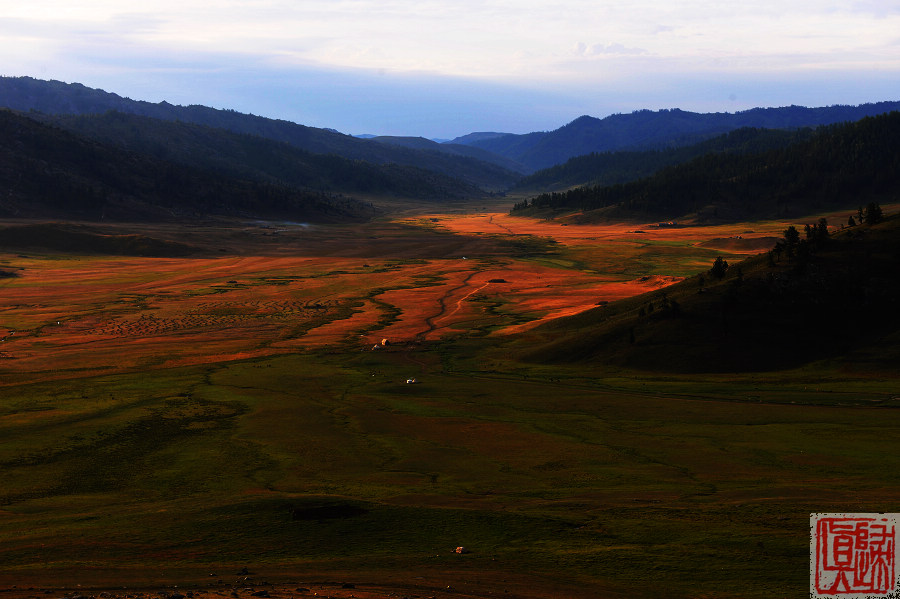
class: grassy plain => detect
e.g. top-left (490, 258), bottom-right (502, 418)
top-left (0, 211), bottom-right (897, 599)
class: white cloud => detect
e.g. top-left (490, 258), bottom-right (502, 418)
top-left (1, 0), bottom-right (899, 136)
top-left (589, 43), bottom-right (647, 56)
top-left (5, 1), bottom-right (900, 78)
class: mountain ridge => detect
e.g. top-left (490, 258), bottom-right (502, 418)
top-left (512, 111), bottom-right (900, 223)
top-left (0, 108), bottom-right (375, 222)
top-left (31, 111), bottom-right (490, 202)
top-left (0, 76), bottom-right (520, 191)
top-left (454, 103), bottom-right (900, 172)
top-left (512, 126), bottom-right (818, 194)
top-left (6, 76), bottom-right (900, 179)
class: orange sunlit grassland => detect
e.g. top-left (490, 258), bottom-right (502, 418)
top-left (0, 213), bottom-right (787, 384)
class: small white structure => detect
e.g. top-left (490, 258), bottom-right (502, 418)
top-left (406, 378), bottom-right (417, 384)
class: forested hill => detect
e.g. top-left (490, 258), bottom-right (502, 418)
top-left (454, 102), bottom-right (900, 172)
top-left (512, 127), bottom-right (817, 193)
top-left (0, 76), bottom-right (520, 190)
top-left (0, 109), bottom-right (375, 222)
top-left (512, 111), bottom-right (900, 223)
top-left (36, 111), bottom-right (488, 201)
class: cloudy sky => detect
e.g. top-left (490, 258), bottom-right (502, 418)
top-left (2, 1), bottom-right (899, 138)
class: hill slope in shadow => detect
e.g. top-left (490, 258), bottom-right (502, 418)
top-left (507, 212), bottom-right (900, 373)
top-left (0, 76), bottom-right (521, 190)
top-left (513, 112), bottom-right (900, 223)
top-left (0, 109), bottom-right (374, 222)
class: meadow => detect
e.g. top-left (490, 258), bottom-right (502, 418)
top-left (0, 211), bottom-right (897, 599)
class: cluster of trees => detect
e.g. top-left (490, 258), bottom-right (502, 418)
top-left (771, 218), bottom-right (828, 267)
top-left (849, 202), bottom-right (884, 226)
top-left (636, 293), bottom-right (681, 319)
top-left (511, 112), bottom-right (900, 221)
top-left (769, 203), bottom-right (882, 268)
top-left (704, 206), bottom-right (886, 311)
top-left (709, 256), bottom-right (729, 278)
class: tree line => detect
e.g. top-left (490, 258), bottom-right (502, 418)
top-left (512, 126), bottom-right (816, 193)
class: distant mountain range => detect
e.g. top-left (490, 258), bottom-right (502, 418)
top-left (0, 76), bottom-right (521, 191)
top-left (6, 76), bottom-right (899, 181)
top-left (2, 75), bottom-right (899, 223)
top-left (449, 103), bottom-right (900, 172)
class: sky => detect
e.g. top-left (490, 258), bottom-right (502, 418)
top-left (2, 1), bottom-right (899, 139)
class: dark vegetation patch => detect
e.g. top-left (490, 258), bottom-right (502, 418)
top-left (0, 223), bottom-right (197, 256)
top-left (0, 396), bottom-right (247, 504)
top-left (179, 496), bottom-right (582, 566)
top-left (289, 503), bottom-right (370, 521)
top-left (495, 234), bottom-right (560, 257)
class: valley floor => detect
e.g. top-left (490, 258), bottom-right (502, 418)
top-left (0, 213), bottom-right (790, 380)
top-left (0, 211), bottom-right (897, 599)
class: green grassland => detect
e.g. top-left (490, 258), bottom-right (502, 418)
top-left (2, 343), bottom-right (898, 597)
top-left (0, 215), bottom-right (898, 598)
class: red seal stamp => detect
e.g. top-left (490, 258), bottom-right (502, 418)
top-left (811, 513), bottom-right (899, 598)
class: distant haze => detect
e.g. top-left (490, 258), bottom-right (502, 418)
top-left (3, 1), bottom-right (899, 138)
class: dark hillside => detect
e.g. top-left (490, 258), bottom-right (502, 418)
top-left (0, 223), bottom-right (196, 256)
top-left (37, 112), bottom-right (486, 200)
top-left (458, 130), bottom-right (549, 171)
top-left (513, 112), bottom-right (900, 222)
top-left (513, 127), bottom-right (816, 193)
top-left (0, 76), bottom-right (519, 190)
top-left (0, 109), bottom-right (374, 222)
top-left (512, 210), bottom-right (900, 373)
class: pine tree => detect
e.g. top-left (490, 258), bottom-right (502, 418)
top-left (710, 256), bottom-right (729, 278)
